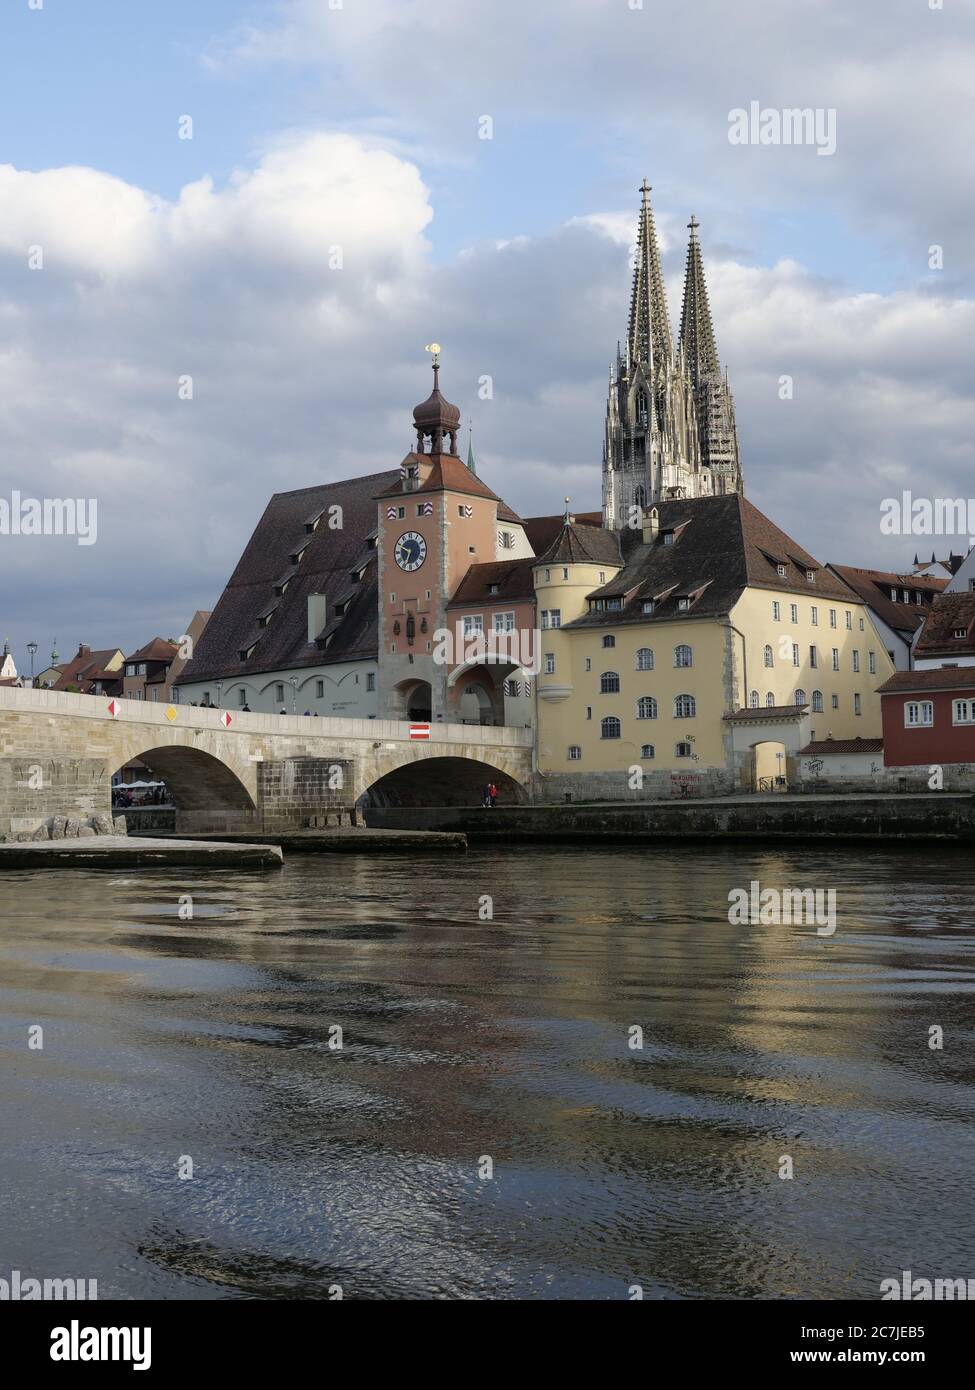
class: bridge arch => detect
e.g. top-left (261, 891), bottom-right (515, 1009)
top-left (112, 739), bottom-right (258, 834)
top-left (360, 752), bottom-right (530, 808)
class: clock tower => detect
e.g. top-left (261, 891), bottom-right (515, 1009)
top-left (376, 353), bottom-right (503, 724)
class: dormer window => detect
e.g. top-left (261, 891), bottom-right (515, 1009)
top-left (488, 583), bottom-right (500, 595)
top-left (607, 597), bottom-right (622, 611)
top-left (662, 531), bottom-right (675, 546)
top-left (677, 596), bottom-right (690, 611)
top-left (642, 600), bottom-right (655, 615)
top-left (776, 564), bottom-right (787, 578)
top-left (954, 627), bottom-right (967, 639)
top-left (890, 588), bottom-right (898, 601)
top-left (258, 608), bottom-right (276, 628)
top-left (806, 570), bottom-right (815, 584)
top-left (290, 544), bottom-right (308, 566)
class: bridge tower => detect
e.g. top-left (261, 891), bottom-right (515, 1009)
top-left (376, 353), bottom-right (503, 724)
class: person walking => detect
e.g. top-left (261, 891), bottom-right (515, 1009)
top-left (488, 781), bottom-right (498, 808)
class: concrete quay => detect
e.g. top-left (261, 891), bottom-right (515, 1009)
top-left (0, 835), bottom-right (284, 871)
top-left (133, 826), bottom-right (468, 853)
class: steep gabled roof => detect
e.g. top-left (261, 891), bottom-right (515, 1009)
top-left (913, 591), bottom-right (975, 659)
top-left (125, 637), bottom-right (179, 664)
top-left (829, 564), bottom-right (946, 636)
top-left (176, 469), bottom-right (399, 684)
top-left (448, 558), bottom-right (536, 606)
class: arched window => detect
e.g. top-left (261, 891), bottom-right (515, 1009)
top-left (812, 690), bottom-right (824, 713)
top-left (674, 693), bottom-right (696, 718)
top-left (750, 690), bottom-right (760, 708)
top-left (763, 644), bottom-right (774, 668)
top-left (640, 744), bottom-right (655, 759)
top-left (674, 644), bottom-right (693, 668)
top-left (600, 671), bottom-right (620, 693)
top-left (636, 647), bottom-right (654, 671)
top-left (794, 689), bottom-right (807, 706)
top-left (634, 485), bottom-right (646, 509)
top-left (766, 692), bottom-right (775, 707)
top-left (636, 696), bottom-right (657, 720)
top-left (602, 634), bottom-right (616, 649)
top-left (601, 716), bottom-right (621, 740)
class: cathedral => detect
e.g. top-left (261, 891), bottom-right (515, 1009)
top-left (602, 180), bottom-right (743, 528)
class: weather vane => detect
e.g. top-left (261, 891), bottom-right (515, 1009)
top-left (424, 342), bottom-right (441, 367)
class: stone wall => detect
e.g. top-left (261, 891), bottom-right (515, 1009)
top-left (258, 757), bottom-right (356, 831)
top-left (0, 756), bottom-right (112, 838)
top-left (534, 766), bottom-right (736, 803)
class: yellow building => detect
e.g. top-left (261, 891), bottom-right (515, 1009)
top-left (533, 496), bottom-right (895, 799)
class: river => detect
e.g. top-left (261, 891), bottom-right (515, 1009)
top-left (2, 843), bottom-right (973, 1300)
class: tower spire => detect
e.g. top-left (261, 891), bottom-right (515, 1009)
top-left (627, 179), bottom-right (673, 371)
top-left (678, 214), bottom-right (720, 387)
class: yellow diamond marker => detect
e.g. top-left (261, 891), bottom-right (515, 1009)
top-left (165, 706), bottom-right (178, 722)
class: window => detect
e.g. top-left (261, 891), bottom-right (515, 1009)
top-left (463, 615), bottom-right (483, 637)
top-left (763, 644), bottom-right (774, 668)
top-left (600, 671), bottom-right (620, 693)
top-left (397, 506), bottom-right (405, 519)
top-left (488, 583), bottom-right (499, 595)
top-left (811, 606), bottom-right (818, 625)
top-left (503, 679), bottom-right (520, 698)
top-left (859, 617), bottom-right (864, 631)
top-left (776, 564), bottom-right (787, 578)
top-left (562, 568), bottom-right (569, 580)
top-left (845, 611), bottom-right (853, 630)
top-left (366, 673), bottom-right (375, 692)
top-left (545, 569), bottom-right (551, 582)
top-left (829, 609), bottom-right (837, 628)
top-left (636, 647), bottom-right (654, 671)
top-left (794, 689), bottom-right (806, 706)
top-left (636, 695), bottom-right (657, 720)
top-left (953, 627), bottom-right (968, 640)
top-left (790, 604), bottom-right (798, 623)
top-left (237, 688), bottom-right (247, 708)
top-left (810, 646), bottom-right (818, 668)
top-left (275, 684), bottom-right (284, 704)
top-left (316, 680), bottom-right (324, 698)
top-left (603, 634), bottom-right (616, 648)
top-left (806, 569), bottom-right (816, 584)
top-left (675, 741), bottom-right (693, 758)
top-left (905, 701), bottom-right (933, 727)
top-left (585, 657), bottom-right (591, 671)
top-left (812, 690), bottom-right (824, 713)
top-left (663, 531), bottom-right (675, 546)
top-left (568, 745), bottom-right (582, 761)
top-left (544, 653), bottom-right (556, 674)
top-left (766, 692), bottom-right (775, 707)
top-left (832, 693), bottom-right (839, 710)
top-left (601, 716), bottom-right (621, 740)
top-left (674, 693), bottom-right (696, 718)
top-left (390, 593), bottom-right (396, 604)
top-left (890, 588), bottom-right (898, 602)
top-left (772, 601), bottom-right (781, 621)
top-left (458, 505), bottom-right (465, 517)
top-left (499, 531), bottom-right (514, 550)
top-left (541, 609), bottom-right (561, 629)
top-left (677, 596), bottom-right (690, 612)
top-left (953, 700), bottom-right (975, 725)
top-left (493, 611), bottom-right (515, 632)
top-left (901, 590), bottom-right (909, 605)
top-left (599, 571), bottom-right (606, 583)
top-left (750, 690), bottom-right (760, 708)
top-left (674, 644), bottom-right (693, 668)
top-left (832, 648), bottom-right (839, 671)
top-left (642, 600), bottom-right (655, 615)
top-left (868, 651), bottom-right (876, 674)
top-left (852, 649), bottom-right (860, 672)
top-left (586, 706), bottom-right (592, 720)
top-left (854, 693), bottom-right (862, 716)
top-left (640, 744), bottom-right (655, 759)
top-left (792, 643), bottom-right (800, 667)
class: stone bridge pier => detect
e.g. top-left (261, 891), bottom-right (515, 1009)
top-left (0, 688), bottom-right (533, 840)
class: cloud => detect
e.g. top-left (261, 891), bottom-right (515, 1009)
top-left (0, 124), bottom-right (973, 671)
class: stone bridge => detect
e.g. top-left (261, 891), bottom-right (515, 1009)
top-left (0, 687), bottom-right (533, 838)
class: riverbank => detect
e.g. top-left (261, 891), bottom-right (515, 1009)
top-left (0, 836), bottom-right (284, 870)
top-left (131, 827), bottom-right (468, 853)
top-left (364, 792), bottom-right (975, 843)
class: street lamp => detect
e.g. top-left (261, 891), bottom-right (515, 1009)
top-left (289, 676), bottom-right (298, 714)
top-left (26, 641), bottom-right (38, 686)
top-left (215, 680), bottom-right (224, 708)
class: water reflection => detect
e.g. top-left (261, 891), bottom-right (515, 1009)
top-left (1, 844), bottom-right (973, 1299)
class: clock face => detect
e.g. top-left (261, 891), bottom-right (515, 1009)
top-left (394, 530), bottom-right (427, 572)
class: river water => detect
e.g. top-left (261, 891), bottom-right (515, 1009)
top-left (2, 843), bottom-right (974, 1301)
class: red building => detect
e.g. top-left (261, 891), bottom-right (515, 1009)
top-left (876, 668), bottom-right (975, 766)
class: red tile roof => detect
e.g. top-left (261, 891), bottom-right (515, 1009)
top-left (800, 737), bottom-right (884, 755)
top-left (829, 564), bottom-right (946, 636)
top-left (125, 637), bottom-right (180, 664)
top-left (448, 558), bottom-right (537, 606)
top-left (913, 592), bottom-right (975, 659)
top-left (877, 668), bottom-right (975, 694)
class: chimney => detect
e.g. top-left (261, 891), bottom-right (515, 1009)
top-left (642, 506), bottom-right (660, 543)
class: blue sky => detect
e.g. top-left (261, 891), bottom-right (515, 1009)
top-left (0, 0), bottom-right (972, 663)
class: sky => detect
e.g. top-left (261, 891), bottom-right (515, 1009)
top-left (0, 0), bottom-right (973, 670)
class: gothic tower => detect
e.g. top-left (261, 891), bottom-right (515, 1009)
top-left (602, 181), bottom-right (743, 527)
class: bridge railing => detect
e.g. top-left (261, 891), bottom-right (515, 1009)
top-left (0, 685), bottom-right (533, 748)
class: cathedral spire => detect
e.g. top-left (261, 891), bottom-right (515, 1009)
top-left (627, 179), bottom-right (673, 371)
top-left (678, 215), bottom-right (720, 388)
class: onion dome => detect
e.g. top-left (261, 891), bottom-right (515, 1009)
top-left (413, 360), bottom-right (461, 456)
